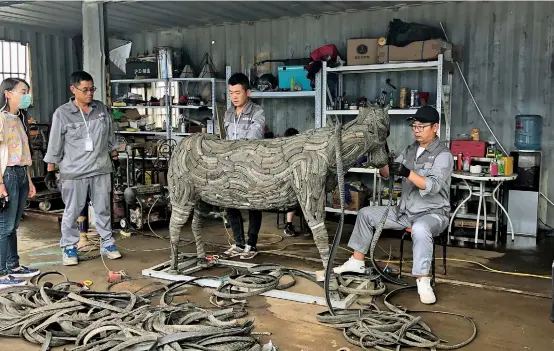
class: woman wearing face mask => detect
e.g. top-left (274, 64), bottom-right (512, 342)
top-left (0, 77), bottom-right (39, 288)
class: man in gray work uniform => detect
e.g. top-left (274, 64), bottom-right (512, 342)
top-left (44, 71), bottom-right (122, 266)
top-left (222, 73), bottom-right (265, 260)
top-left (334, 106), bottom-right (453, 305)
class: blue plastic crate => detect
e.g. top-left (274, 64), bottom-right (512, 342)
top-left (277, 66), bottom-right (312, 91)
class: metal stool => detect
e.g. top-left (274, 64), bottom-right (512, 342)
top-left (398, 227), bottom-right (447, 286)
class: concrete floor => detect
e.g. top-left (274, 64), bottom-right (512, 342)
top-left (3, 211), bottom-right (554, 351)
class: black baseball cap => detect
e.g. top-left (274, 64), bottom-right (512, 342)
top-left (407, 106), bottom-right (439, 124)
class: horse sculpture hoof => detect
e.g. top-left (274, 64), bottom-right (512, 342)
top-left (328, 275), bottom-right (340, 291)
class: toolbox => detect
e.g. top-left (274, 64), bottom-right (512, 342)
top-left (450, 140), bottom-right (487, 158)
top-left (277, 66), bottom-right (312, 91)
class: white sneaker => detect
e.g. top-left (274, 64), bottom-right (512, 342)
top-left (240, 245), bottom-right (258, 260)
top-left (416, 277), bottom-right (436, 304)
top-left (223, 244), bottom-right (244, 258)
top-left (333, 256), bottom-right (365, 274)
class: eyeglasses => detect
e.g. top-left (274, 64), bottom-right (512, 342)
top-left (410, 123), bottom-right (433, 132)
top-left (74, 86), bottom-right (97, 94)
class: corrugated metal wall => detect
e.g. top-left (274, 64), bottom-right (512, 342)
top-left (0, 25), bottom-right (79, 122)
top-left (123, 1), bottom-right (554, 225)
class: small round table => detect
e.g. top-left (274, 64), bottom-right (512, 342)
top-left (449, 171), bottom-right (518, 244)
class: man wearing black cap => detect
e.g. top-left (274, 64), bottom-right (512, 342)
top-left (333, 106), bottom-right (453, 305)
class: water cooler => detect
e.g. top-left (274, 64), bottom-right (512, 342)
top-left (507, 115), bottom-right (542, 237)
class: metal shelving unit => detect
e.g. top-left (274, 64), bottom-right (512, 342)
top-left (249, 91), bottom-right (317, 99)
top-left (324, 207), bottom-right (359, 215)
top-left (115, 131), bottom-right (192, 137)
top-left (110, 74), bottom-right (227, 139)
top-left (172, 76), bottom-right (226, 136)
top-left (322, 55), bottom-right (453, 216)
top-left (225, 66), bottom-right (323, 129)
top-left (325, 108), bottom-right (420, 116)
top-left (110, 105), bottom-right (167, 109)
top-left (110, 78), bottom-right (173, 139)
top-left (111, 78), bottom-right (168, 84)
top-left (322, 54), bottom-right (451, 139)
top-left (325, 167), bottom-right (383, 216)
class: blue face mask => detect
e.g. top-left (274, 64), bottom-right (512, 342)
top-left (18, 94), bottom-right (32, 109)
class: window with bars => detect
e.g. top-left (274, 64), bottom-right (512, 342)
top-left (0, 40), bottom-right (30, 83)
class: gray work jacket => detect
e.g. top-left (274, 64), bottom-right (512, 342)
top-left (223, 100), bottom-right (265, 140)
top-left (395, 138), bottom-right (453, 222)
top-left (44, 98), bottom-right (119, 180)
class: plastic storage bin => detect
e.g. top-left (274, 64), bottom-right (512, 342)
top-left (277, 66), bottom-right (312, 91)
top-left (515, 114), bottom-right (542, 150)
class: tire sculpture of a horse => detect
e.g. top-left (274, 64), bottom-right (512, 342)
top-left (167, 105), bottom-right (390, 287)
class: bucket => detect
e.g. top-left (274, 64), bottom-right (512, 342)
top-left (515, 115), bottom-right (542, 150)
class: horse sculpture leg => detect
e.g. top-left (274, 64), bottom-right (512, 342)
top-left (191, 210), bottom-right (206, 259)
top-left (169, 204), bottom-right (193, 272)
top-left (309, 220), bottom-right (339, 291)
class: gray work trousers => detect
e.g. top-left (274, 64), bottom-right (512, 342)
top-left (348, 206), bottom-right (448, 275)
top-left (60, 174), bottom-right (114, 249)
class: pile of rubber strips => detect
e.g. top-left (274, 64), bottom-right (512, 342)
top-left (0, 265), bottom-right (477, 351)
top-left (0, 271), bottom-right (278, 351)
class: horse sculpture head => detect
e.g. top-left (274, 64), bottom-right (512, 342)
top-left (335, 104), bottom-right (390, 169)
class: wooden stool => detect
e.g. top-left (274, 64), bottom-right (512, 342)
top-left (398, 227), bottom-right (447, 286)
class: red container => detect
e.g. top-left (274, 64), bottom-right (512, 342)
top-left (418, 92), bottom-right (430, 105)
top-left (450, 141), bottom-right (486, 158)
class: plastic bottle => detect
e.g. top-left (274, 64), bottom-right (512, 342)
top-left (457, 152), bottom-right (463, 171)
top-left (463, 156), bottom-right (470, 172)
top-left (497, 153), bottom-right (505, 175)
top-left (487, 141), bottom-right (496, 157)
top-left (515, 114), bottom-right (542, 150)
top-left (490, 159), bottom-right (498, 176)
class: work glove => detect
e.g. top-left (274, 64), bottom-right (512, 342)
top-left (44, 171), bottom-right (58, 190)
top-left (388, 162), bottom-right (411, 178)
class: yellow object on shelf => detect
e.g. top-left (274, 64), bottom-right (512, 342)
top-left (503, 156), bottom-right (514, 175)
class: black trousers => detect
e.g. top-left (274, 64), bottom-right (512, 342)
top-left (226, 208), bottom-right (262, 249)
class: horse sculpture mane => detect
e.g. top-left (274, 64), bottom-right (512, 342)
top-left (167, 105), bottom-right (390, 287)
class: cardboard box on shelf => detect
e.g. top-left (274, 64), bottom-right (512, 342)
top-left (377, 39), bottom-right (452, 63)
top-left (347, 38), bottom-right (379, 65)
top-left (189, 125), bottom-right (202, 133)
top-left (454, 219), bottom-right (492, 231)
top-left (332, 188), bottom-right (367, 211)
